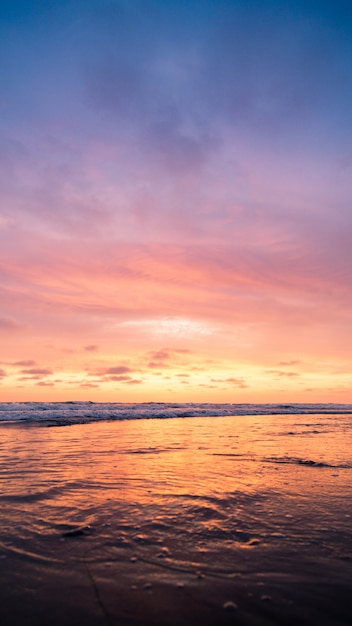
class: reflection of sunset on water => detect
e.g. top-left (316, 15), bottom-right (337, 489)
top-left (1, 414), bottom-right (351, 535)
top-left (1, 413), bottom-right (351, 624)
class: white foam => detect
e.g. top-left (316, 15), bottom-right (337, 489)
top-left (0, 402), bottom-right (351, 424)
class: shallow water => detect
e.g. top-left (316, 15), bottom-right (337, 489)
top-left (0, 413), bottom-right (352, 625)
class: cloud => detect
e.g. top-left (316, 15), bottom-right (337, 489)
top-left (170, 348), bottom-right (190, 354)
top-left (266, 370), bottom-right (300, 378)
top-left (83, 9), bottom-right (220, 175)
top-left (80, 382), bottom-right (100, 388)
top-left (148, 350), bottom-right (170, 361)
top-left (78, 0), bottom-right (352, 177)
top-left (36, 381), bottom-right (54, 387)
top-left (0, 369), bottom-right (6, 378)
top-left (145, 349), bottom-right (170, 369)
top-left (84, 344), bottom-right (99, 352)
top-left (86, 365), bottom-right (143, 385)
top-left (11, 360), bottom-right (37, 367)
top-left (103, 366), bottom-right (132, 375)
top-left (278, 361), bottom-right (300, 366)
top-left (1, 229), bottom-right (351, 355)
top-left (144, 347), bottom-right (194, 369)
top-left (210, 377), bottom-right (248, 388)
top-left (0, 317), bottom-right (22, 332)
top-left (147, 361), bottom-right (169, 370)
top-left (19, 368), bottom-right (53, 376)
top-left (225, 377), bottom-right (248, 387)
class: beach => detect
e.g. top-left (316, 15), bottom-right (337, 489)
top-left (2, 2), bottom-right (352, 624)
top-left (0, 410), bottom-right (351, 625)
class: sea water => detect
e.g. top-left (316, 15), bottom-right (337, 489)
top-left (0, 401), bottom-right (351, 424)
top-left (0, 406), bottom-right (351, 624)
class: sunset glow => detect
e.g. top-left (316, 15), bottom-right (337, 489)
top-left (1, 0), bottom-right (351, 402)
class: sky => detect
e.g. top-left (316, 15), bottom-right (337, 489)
top-left (1, 0), bottom-right (352, 402)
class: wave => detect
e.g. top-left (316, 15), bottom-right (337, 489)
top-left (0, 401), bottom-right (352, 425)
top-left (265, 456), bottom-right (352, 469)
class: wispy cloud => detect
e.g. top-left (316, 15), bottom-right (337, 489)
top-left (0, 317), bottom-right (23, 332)
top-left (266, 370), bottom-right (300, 378)
top-left (84, 344), bottom-right (99, 352)
top-left (278, 361), bottom-right (300, 366)
top-left (19, 368), bottom-right (53, 376)
top-left (211, 377), bottom-right (248, 388)
top-left (11, 360), bottom-right (37, 367)
top-left (36, 381), bottom-right (55, 387)
top-left (102, 366), bottom-right (132, 375)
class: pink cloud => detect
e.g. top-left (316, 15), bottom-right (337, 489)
top-left (104, 366), bottom-right (132, 375)
top-left (0, 317), bottom-right (23, 332)
top-left (267, 370), bottom-right (300, 378)
top-left (80, 383), bottom-right (100, 388)
top-left (36, 381), bottom-right (55, 387)
top-left (18, 376), bottom-right (47, 381)
top-left (278, 361), bottom-right (300, 366)
top-left (20, 368), bottom-right (53, 376)
top-left (148, 350), bottom-right (170, 361)
top-left (147, 361), bottom-right (169, 369)
top-left (12, 360), bottom-right (37, 367)
top-left (1, 228), bottom-right (351, 343)
top-left (211, 377), bottom-right (248, 388)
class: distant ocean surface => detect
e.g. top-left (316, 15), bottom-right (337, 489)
top-left (1, 401), bottom-right (352, 425)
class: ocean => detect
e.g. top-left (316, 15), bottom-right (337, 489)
top-left (0, 404), bottom-right (351, 625)
top-left (1, 401), bottom-right (352, 425)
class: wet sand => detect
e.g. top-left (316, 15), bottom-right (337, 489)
top-left (0, 414), bottom-right (351, 625)
top-left (1, 542), bottom-right (352, 625)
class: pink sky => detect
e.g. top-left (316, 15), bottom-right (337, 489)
top-left (1, 1), bottom-right (352, 402)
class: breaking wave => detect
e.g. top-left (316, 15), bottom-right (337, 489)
top-left (0, 402), bottom-right (352, 425)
